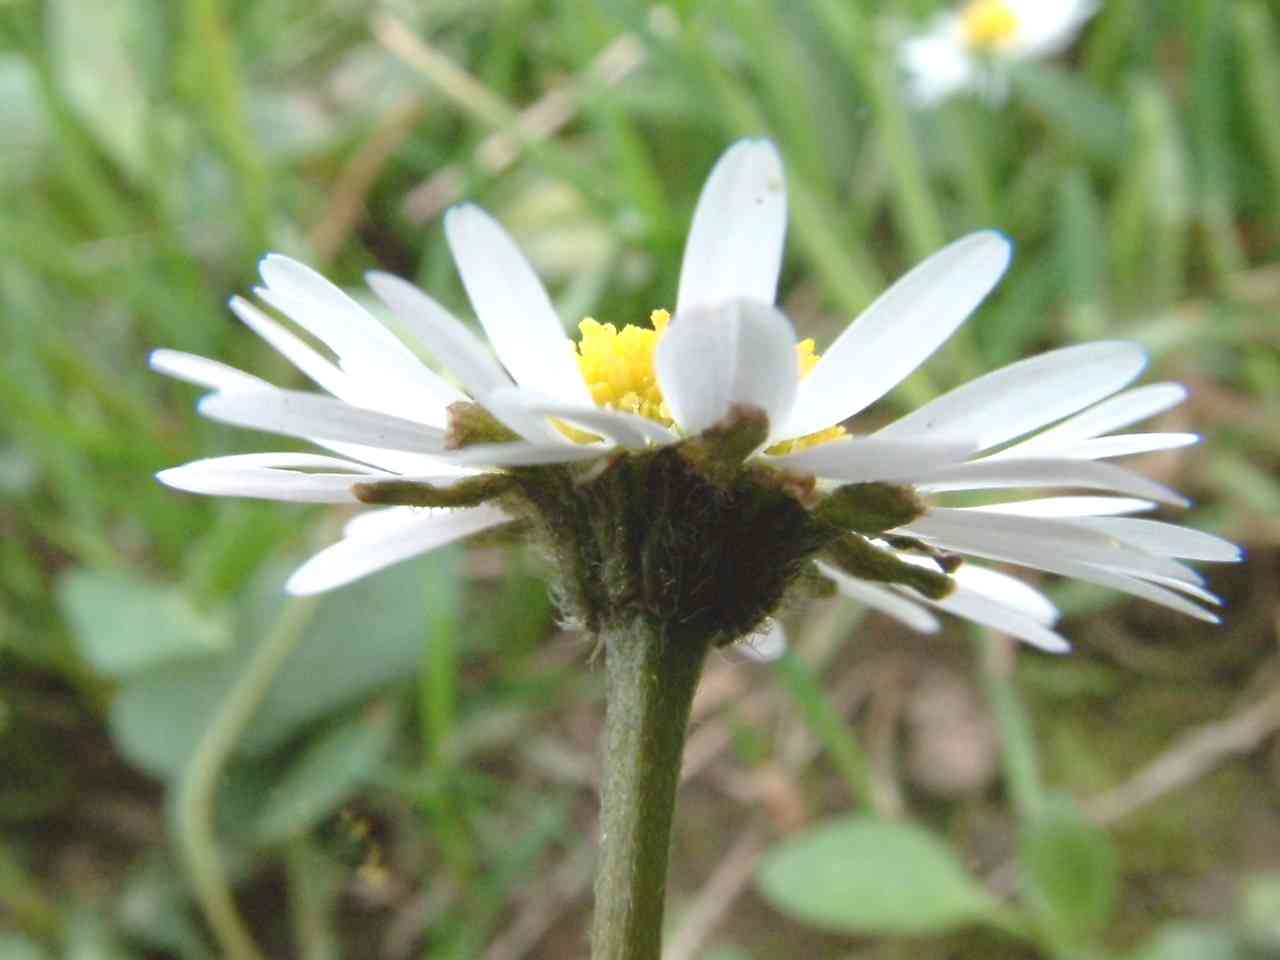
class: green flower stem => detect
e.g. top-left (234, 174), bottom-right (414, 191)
top-left (174, 596), bottom-right (319, 960)
top-left (591, 617), bottom-right (711, 960)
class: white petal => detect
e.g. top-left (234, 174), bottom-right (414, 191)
top-left (1008, 0), bottom-right (1099, 58)
top-left (493, 388), bottom-right (676, 449)
top-left (257, 255), bottom-right (443, 387)
top-left (161, 452), bottom-right (382, 473)
top-left (443, 204), bottom-right (592, 405)
top-left (656, 299), bottom-right (799, 438)
top-left (199, 389), bottom-right (446, 455)
top-left (766, 437), bottom-right (974, 483)
top-left (901, 509), bottom-right (1200, 584)
top-left (365, 271), bottom-right (512, 398)
top-left (818, 562), bottom-right (942, 633)
top-left (232, 296), bottom-right (458, 429)
top-left (433, 441), bottom-right (610, 468)
top-left (1013, 433), bottom-right (1199, 461)
top-left (781, 231), bottom-right (1012, 439)
top-left (1065, 518), bottom-right (1242, 563)
top-left (913, 457), bottom-right (1189, 506)
top-left (875, 342), bottom-right (1148, 450)
top-left (343, 505), bottom-right (418, 540)
top-left (675, 140), bottom-right (787, 317)
top-left (733, 620), bottom-right (788, 663)
top-left (962, 496), bottom-right (1156, 518)
top-left (997, 383), bottom-right (1189, 455)
top-left (950, 565), bottom-right (1059, 625)
top-left (150, 349), bottom-right (269, 392)
top-left (479, 388), bottom-right (582, 446)
top-left (1111, 570), bottom-right (1223, 607)
top-left (927, 588), bottom-right (1071, 653)
top-left (1048, 560), bottom-right (1220, 623)
top-left (286, 504), bottom-right (509, 595)
top-left (900, 27), bottom-right (976, 106)
top-left (157, 466), bottom-right (368, 502)
top-left (317, 442), bottom-right (472, 478)
top-left (229, 296), bottom-right (354, 398)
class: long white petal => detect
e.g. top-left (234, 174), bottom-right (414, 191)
top-left (818, 562), bottom-right (942, 633)
top-left (433, 441), bottom-right (610, 467)
top-left (656, 299), bottom-right (799, 438)
top-left (199, 390), bottom-right (446, 454)
top-left (443, 204), bottom-right (592, 405)
top-left (874, 342), bottom-right (1148, 449)
top-left (767, 436), bottom-right (974, 483)
top-left (157, 466), bottom-right (368, 502)
top-left (229, 296), bottom-right (356, 399)
top-left (257, 255), bottom-right (446, 391)
top-left (912, 457), bottom-right (1189, 506)
top-left (781, 231), bottom-right (1012, 439)
top-left (493, 388), bottom-right (676, 449)
top-left (927, 588), bottom-right (1071, 653)
top-left (997, 382), bottom-right (1189, 455)
top-left (961, 496), bottom-right (1156, 518)
top-left (1065, 518), bottom-right (1242, 562)
top-left (1046, 560), bottom-right (1220, 623)
top-left (675, 140), bottom-right (787, 317)
top-left (150, 349), bottom-right (269, 392)
top-left (317, 442), bottom-right (473, 478)
top-left (343, 505), bottom-right (418, 540)
top-left (365, 271), bottom-right (512, 398)
top-left (1008, 433), bottom-right (1199, 461)
top-left (901, 509), bottom-right (1201, 584)
top-left (1107, 569), bottom-right (1223, 607)
top-left (950, 565), bottom-right (1059, 625)
top-left (286, 504), bottom-right (509, 595)
top-left (160, 452), bottom-right (382, 473)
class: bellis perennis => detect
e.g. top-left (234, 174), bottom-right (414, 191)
top-left (153, 139), bottom-right (1239, 657)
top-left (900, 0), bottom-right (1100, 106)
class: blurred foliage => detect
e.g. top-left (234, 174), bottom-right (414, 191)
top-left (1, 0), bottom-right (1278, 957)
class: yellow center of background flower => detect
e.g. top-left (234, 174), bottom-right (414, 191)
top-left (572, 309), bottom-right (846, 454)
top-left (962, 0), bottom-right (1020, 50)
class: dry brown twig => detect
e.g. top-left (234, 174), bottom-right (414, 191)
top-left (1085, 666), bottom-right (1280, 824)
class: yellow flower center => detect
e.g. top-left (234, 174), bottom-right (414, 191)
top-left (570, 309), bottom-right (846, 454)
top-left (961, 0), bottom-right (1020, 50)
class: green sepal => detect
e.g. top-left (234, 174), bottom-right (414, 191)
top-left (679, 404), bottom-right (771, 481)
top-left (446, 401), bottom-right (521, 449)
top-left (353, 474), bottom-right (515, 508)
top-left (815, 482), bottom-right (927, 534)
top-left (824, 535), bottom-right (954, 600)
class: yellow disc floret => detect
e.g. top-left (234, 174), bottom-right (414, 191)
top-left (570, 309), bottom-right (847, 452)
top-left (962, 0), bottom-right (1020, 51)
top-left (576, 309), bottom-right (674, 425)
top-left (764, 337), bottom-right (848, 456)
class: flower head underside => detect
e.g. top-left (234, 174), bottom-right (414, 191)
top-left (152, 139), bottom-right (1240, 657)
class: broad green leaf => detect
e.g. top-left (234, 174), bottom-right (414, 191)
top-left (1019, 795), bottom-right (1117, 949)
top-left (59, 569), bottom-right (231, 678)
top-left (1125, 924), bottom-right (1242, 960)
top-left (110, 554), bottom-right (457, 778)
top-left (756, 815), bottom-right (999, 935)
top-left (252, 706), bottom-right (396, 846)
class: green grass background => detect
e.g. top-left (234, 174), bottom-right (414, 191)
top-left (2, 0), bottom-right (1279, 957)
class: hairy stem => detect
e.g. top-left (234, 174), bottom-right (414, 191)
top-left (591, 617), bottom-right (711, 960)
top-left (174, 596), bottom-right (319, 960)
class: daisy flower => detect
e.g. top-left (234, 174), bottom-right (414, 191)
top-left (899, 0), bottom-right (1100, 106)
top-left (153, 139), bottom-right (1238, 656)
